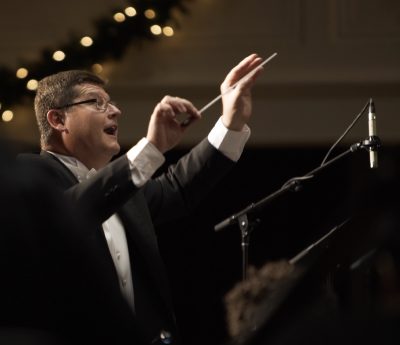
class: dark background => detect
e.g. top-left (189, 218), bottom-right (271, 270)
top-left (154, 143), bottom-right (399, 345)
top-left (1, 138), bottom-right (399, 344)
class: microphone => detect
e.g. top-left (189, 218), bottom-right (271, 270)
top-left (368, 98), bottom-right (378, 169)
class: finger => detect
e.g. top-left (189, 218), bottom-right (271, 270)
top-left (231, 56), bottom-right (263, 88)
top-left (159, 95), bottom-right (202, 128)
top-left (167, 96), bottom-right (187, 113)
top-left (154, 102), bottom-right (175, 119)
top-left (235, 65), bottom-right (264, 92)
top-left (160, 95), bottom-right (184, 112)
top-left (221, 54), bottom-right (262, 90)
top-left (163, 96), bottom-right (201, 125)
top-left (178, 98), bottom-right (201, 119)
top-left (164, 96), bottom-right (200, 117)
top-left (179, 112), bottom-right (202, 127)
top-left (173, 98), bottom-right (202, 127)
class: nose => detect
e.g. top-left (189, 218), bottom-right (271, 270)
top-left (107, 103), bottom-right (122, 118)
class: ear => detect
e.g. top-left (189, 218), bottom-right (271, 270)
top-left (47, 109), bottom-right (67, 132)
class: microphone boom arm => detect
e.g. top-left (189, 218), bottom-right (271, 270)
top-left (214, 136), bottom-right (381, 281)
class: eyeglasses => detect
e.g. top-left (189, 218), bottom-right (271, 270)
top-left (54, 98), bottom-right (118, 112)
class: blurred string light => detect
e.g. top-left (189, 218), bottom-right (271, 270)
top-left (2, 110), bottom-right (13, 122)
top-left (113, 12), bottom-right (126, 22)
top-left (53, 50), bottom-right (66, 62)
top-left (163, 26), bottom-right (174, 37)
top-left (150, 25), bottom-right (162, 35)
top-left (91, 63), bottom-right (103, 74)
top-left (0, 0), bottom-right (190, 121)
top-left (80, 36), bottom-right (93, 47)
top-left (144, 9), bottom-right (156, 19)
top-left (16, 68), bottom-right (28, 79)
top-left (26, 79), bottom-right (38, 91)
top-left (125, 7), bottom-right (137, 17)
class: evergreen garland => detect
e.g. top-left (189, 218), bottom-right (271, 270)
top-left (0, 0), bottom-right (191, 116)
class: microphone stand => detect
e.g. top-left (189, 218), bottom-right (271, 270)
top-left (214, 136), bottom-right (381, 282)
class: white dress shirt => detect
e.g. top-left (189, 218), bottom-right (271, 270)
top-left (48, 118), bottom-right (250, 311)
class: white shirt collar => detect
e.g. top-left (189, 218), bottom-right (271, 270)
top-left (47, 151), bottom-right (96, 182)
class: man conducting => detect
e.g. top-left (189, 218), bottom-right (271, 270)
top-left (18, 54), bottom-right (264, 344)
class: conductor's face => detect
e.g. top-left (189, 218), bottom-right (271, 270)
top-left (62, 83), bottom-right (122, 168)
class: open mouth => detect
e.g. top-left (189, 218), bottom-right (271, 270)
top-left (104, 125), bottom-right (118, 136)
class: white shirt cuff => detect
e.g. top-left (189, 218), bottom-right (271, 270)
top-left (207, 117), bottom-right (251, 162)
top-left (126, 138), bottom-right (165, 187)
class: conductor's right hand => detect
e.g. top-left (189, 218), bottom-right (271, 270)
top-left (146, 96), bottom-right (201, 154)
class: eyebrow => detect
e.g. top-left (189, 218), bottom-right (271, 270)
top-left (79, 92), bottom-right (110, 101)
top-left (76, 85), bottom-right (110, 99)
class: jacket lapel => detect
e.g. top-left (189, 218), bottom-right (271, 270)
top-left (118, 194), bottom-right (174, 313)
top-left (40, 151), bottom-right (79, 185)
top-left (40, 151), bottom-right (122, 286)
top-left (41, 151), bottom-right (173, 317)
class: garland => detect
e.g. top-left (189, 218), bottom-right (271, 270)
top-left (0, 0), bottom-right (191, 120)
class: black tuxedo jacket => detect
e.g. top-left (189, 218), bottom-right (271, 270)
top-left (15, 138), bottom-right (235, 344)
